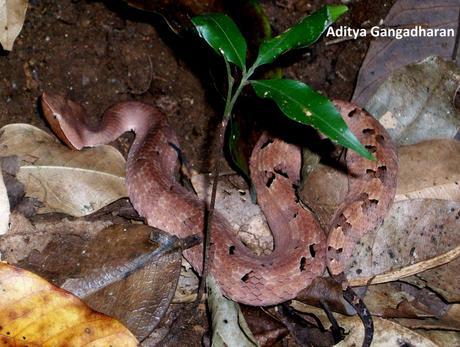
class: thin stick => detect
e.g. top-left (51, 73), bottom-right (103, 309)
top-left (348, 245), bottom-right (460, 287)
top-left (196, 58), bottom-right (249, 303)
top-left (196, 119), bottom-right (227, 303)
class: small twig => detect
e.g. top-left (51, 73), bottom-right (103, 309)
top-left (195, 56), bottom-right (249, 304)
top-left (196, 120), bottom-right (227, 304)
top-left (326, 36), bottom-right (357, 46)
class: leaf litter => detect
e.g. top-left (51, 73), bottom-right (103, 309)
top-left (0, 123), bottom-right (127, 217)
top-left (0, 0), bottom-right (455, 343)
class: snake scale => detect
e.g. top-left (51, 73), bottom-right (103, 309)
top-left (41, 93), bottom-right (397, 306)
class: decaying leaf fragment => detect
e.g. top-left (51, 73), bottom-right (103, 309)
top-left (0, 0), bottom-right (28, 50)
top-left (0, 123), bottom-right (127, 216)
top-left (0, 262), bottom-right (138, 346)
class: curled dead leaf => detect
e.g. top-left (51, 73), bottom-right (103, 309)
top-left (295, 277), bottom-right (355, 316)
top-left (394, 303), bottom-right (460, 332)
top-left (0, 262), bottom-right (138, 346)
top-left (360, 282), bottom-right (446, 320)
top-left (0, 123), bottom-right (127, 216)
top-left (299, 162), bottom-right (348, 226)
top-left (240, 305), bottom-right (288, 347)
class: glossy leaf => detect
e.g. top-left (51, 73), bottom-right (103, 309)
top-left (251, 79), bottom-right (373, 160)
top-left (254, 5), bottom-right (347, 68)
top-left (192, 13), bottom-right (247, 70)
top-left (226, 1), bottom-right (273, 182)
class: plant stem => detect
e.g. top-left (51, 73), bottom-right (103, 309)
top-left (197, 62), bottom-right (253, 303)
top-left (196, 130), bottom-right (223, 303)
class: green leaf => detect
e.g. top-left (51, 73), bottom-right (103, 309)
top-left (253, 5), bottom-right (347, 68)
top-left (192, 14), bottom-right (247, 70)
top-left (251, 79), bottom-right (374, 160)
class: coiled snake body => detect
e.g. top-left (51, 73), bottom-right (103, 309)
top-left (41, 93), bottom-right (397, 306)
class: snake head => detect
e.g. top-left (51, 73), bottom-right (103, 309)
top-left (41, 92), bottom-right (88, 150)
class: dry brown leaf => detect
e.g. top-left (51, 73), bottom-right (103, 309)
top-left (346, 199), bottom-right (460, 301)
top-left (364, 57), bottom-right (460, 145)
top-left (295, 277), bottom-right (355, 315)
top-left (396, 140), bottom-right (460, 202)
top-left (0, 0), bottom-right (28, 51)
top-left (299, 139), bottom-right (460, 229)
top-left (240, 305), bottom-right (289, 347)
top-left (352, 0), bottom-right (460, 105)
top-left (0, 211), bottom-right (113, 263)
top-left (393, 304), bottom-right (460, 331)
top-left (403, 260), bottom-right (460, 303)
top-left (0, 262), bottom-right (138, 346)
top-left (358, 282), bottom-right (460, 333)
top-left (290, 302), bottom-right (440, 347)
top-left (0, 123), bottom-right (127, 216)
top-left (14, 224), bottom-right (182, 341)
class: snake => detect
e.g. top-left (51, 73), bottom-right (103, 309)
top-left (40, 93), bottom-right (397, 306)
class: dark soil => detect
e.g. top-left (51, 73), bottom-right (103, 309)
top-left (0, 0), bottom-right (396, 345)
top-left (1, 0), bottom-right (396, 170)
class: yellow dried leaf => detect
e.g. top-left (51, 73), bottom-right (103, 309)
top-left (0, 262), bottom-right (138, 346)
